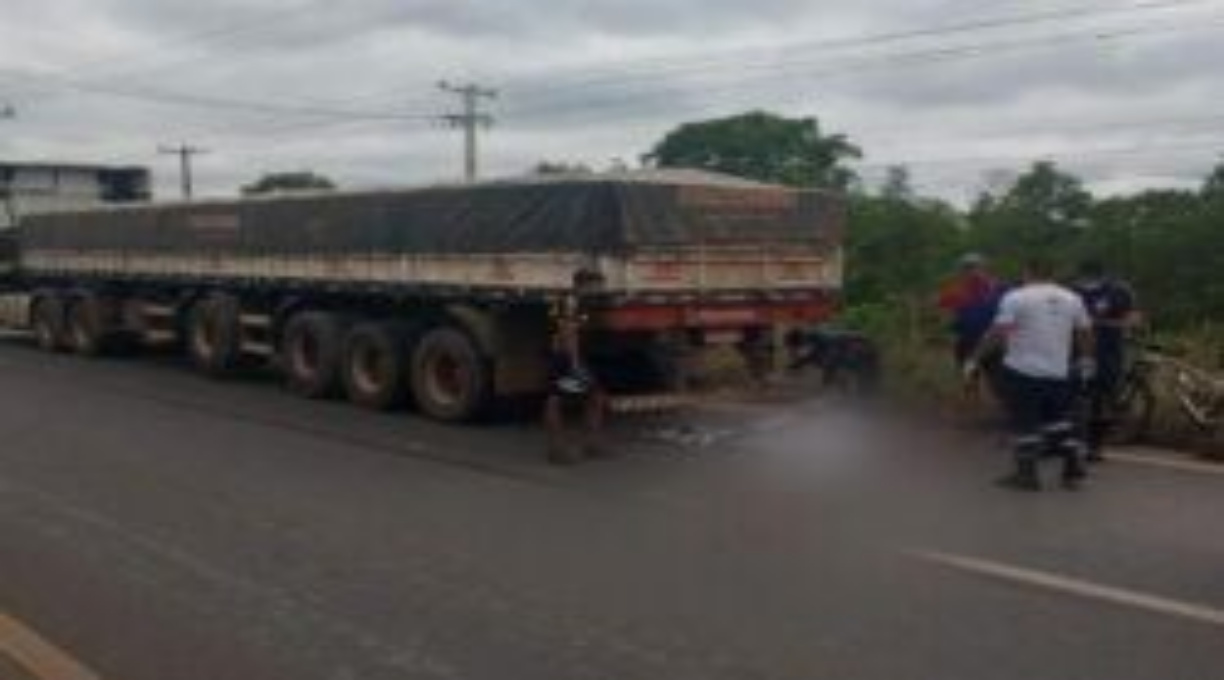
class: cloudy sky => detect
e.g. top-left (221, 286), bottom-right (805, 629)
top-left (2, 0), bottom-right (1223, 203)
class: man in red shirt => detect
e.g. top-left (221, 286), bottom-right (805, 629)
top-left (937, 253), bottom-right (1006, 366)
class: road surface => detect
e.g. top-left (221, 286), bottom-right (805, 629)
top-left (0, 336), bottom-right (1221, 680)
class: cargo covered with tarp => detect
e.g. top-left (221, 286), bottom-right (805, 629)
top-left (17, 170), bottom-right (843, 255)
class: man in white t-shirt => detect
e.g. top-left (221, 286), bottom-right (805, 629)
top-left (966, 258), bottom-right (1095, 491)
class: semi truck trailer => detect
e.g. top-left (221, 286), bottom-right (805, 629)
top-left (0, 170), bottom-right (844, 422)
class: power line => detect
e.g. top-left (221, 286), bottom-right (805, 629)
top-left (0, 65), bottom-right (436, 122)
top-left (208, 100), bottom-right (1224, 189)
top-left (162, 4), bottom-right (1224, 148)
top-left (246, 0), bottom-right (1208, 126)
top-left (0, 0), bottom-right (1210, 144)
top-left (8, 0), bottom-right (1206, 138)
top-left (6, 0), bottom-right (494, 132)
top-left (228, 106), bottom-right (1224, 161)
top-left (503, 0), bottom-right (1211, 98)
top-left (498, 14), bottom-right (1224, 124)
top-left (437, 81), bottom-right (497, 182)
top-left (0, 3), bottom-right (443, 124)
top-left (93, 1), bottom-right (430, 83)
top-left (859, 111), bottom-right (1224, 151)
top-left (858, 136), bottom-right (1224, 173)
top-left (28, 10), bottom-right (1217, 180)
top-left (158, 143), bottom-right (209, 199)
top-left (11, 0), bottom-right (347, 97)
top-left (4, 1), bottom-right (1218, 195)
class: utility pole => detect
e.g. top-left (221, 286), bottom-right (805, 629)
top-left (158, 143), bottom-right (208, 200)
top-left (1, 105), bottom-right (14, 228)
top-left (437, 81), bottom-right (496, 182)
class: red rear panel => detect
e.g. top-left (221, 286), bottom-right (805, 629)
top-left (593, 295), bottom-right (836, 333)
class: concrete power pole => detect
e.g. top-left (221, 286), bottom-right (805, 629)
top-left (158, 143), bottom-right (208, 200)
top-left (437, 81), bottom-right (496, 182)
top-left (1, 105), bottom-right (14, 227)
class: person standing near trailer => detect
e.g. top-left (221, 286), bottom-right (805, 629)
top-left (543, 301), bottom-right (608, 465)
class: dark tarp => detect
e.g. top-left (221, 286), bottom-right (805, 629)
top-left (17, 170), bottom-right (844, 256)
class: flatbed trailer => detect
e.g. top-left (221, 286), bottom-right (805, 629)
top-left (0, 170), bottom-right (843, 422)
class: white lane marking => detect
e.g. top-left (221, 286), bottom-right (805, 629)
top-left (1110, 451), bottom-right (1224, 476)
top-left (0, 610), bottom-right (103, 680)
top-left (911, 549), bottom-right (1224, 628)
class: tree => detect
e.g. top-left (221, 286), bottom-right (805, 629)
top-left (1085, 189), bottom-right (1223, 327)
top-left (643, 110), bottom-right (861, 189)
top-left (242, 171), bottom-right (336, 196)
top-left (1202, 162), bottom-right (1224, 199)
top-left (846, 191), bottom-right (964, 306)
top-left (880, 165), bottom-right (915, 202)
top-left (968, 161), bottom-right (1093, 271)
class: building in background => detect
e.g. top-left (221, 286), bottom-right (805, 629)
top-left (0, 162), bottom-right (151, 229)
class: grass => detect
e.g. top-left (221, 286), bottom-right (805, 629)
top-left (1139, 323), bottom-right (1224, 457)
top-left (844, 303), bottom-right (1224, 457)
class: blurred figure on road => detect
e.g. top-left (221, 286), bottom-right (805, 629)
top-left (784, 325), bottom-right (881, 395)
top-left (543, 314), bottom-right (608, 465)
top-left (1071, 259), bottom-right (1140, 461)
top-left (965, 258), bottom-right (1095, 491)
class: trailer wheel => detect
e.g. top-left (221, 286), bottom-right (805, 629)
top-left (66, 295), bottom-right (114, 357)
top-left (342, 321), bottom-right (412, 410)
top-left (282, 312), bottom-right (347, 399)
top-left (31, 295), bottom-right (68, 353)
top-left (410, 325), bottom-right (491, 422)
top-left (187, 294), bottom-right (244, 376)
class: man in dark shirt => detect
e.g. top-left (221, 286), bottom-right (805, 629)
top-left (1072, 259), bottom-right (1139, 461)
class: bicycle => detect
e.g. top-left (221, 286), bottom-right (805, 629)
top-left (1110, 342), bottom-right (1224, 445)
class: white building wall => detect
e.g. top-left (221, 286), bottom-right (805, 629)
top-left (0, 164), bottom-right (151, 228)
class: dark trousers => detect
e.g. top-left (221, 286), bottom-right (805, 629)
top-left (1000, 367), bottom-right (1085, 478)
top-left (1084, 357), bottom-right (1123, 454)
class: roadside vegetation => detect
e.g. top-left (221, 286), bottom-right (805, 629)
top-left (645, 110), bottom-right (1224, 453)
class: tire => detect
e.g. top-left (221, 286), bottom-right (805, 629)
top-left (187, 294), bottom-right (244, 376)
top-left (30, 295), bottom-right (68, 353)
top-left (1111, 379), bottom-right (1156, 445)
top-left (66, 295), bottom-right (114, 357)
top-left (281, 312), bottom-right (348, 399)
top-left (342, 321), bottom-right (412, 410)
top-left (410, 325), bottom-right (491, 423)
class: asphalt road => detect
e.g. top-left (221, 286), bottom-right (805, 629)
top-left (0, 336), bottom-right (1221, 680)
